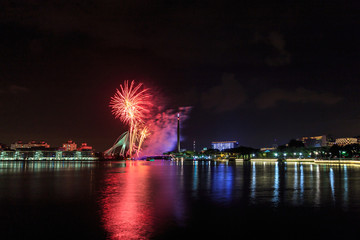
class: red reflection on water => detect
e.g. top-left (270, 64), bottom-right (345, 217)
top-left (100, 161), bottom-right (154, 239)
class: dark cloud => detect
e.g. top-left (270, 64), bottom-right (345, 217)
top-left (255, 87), bottom-right (342, 109)
top-left (0, 85), bottom-right (29, 95)
top-left (0, 1), bottom-right (305, 66)
top-left (253, 31), bottom-right (291, 66)
top-left (201, 73), bottom-right (246, 113)
top-left (265, 32), bottom-right (291, 66)
top-left (9, 85), bottom-right (29, 94)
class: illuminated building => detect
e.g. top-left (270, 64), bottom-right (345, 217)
top-left (62, 140), bottom-right (77, 151)
top-left (260, 147), bottom-right (276, 151)
top-left (78, 143), bottom-right (93, 151)
top-left (10, 140), bottom-right (50, 150)
top-left (335, 138), bottom-right (358, 146)
top-left (62, 140), bottom-right (76, 151)
top-left (299, 135), bottom-right (335, 147)
top-left (0, 150), bottom-right (97, 161)
top-left (211, 141), bottom-right (238, 151)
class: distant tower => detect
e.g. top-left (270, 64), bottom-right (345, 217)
top-left (273, 138), bottom-right (278, 148)
top-left (193, 140), bottom-right (196, 152)
top-left (177, 113), bottom-right (180, 152)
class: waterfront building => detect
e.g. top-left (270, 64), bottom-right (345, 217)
top-left (299, 135), bottom-right (335, 147)
top-left (0, 150), bottom-right (97, 161)
top-left (62, 140), bottom-right (77, 151)
top-left (335, 137), bottom-right (358, 146)
top-left (260, 147), bottom-right (276, 152)
top-left (211, 141), bottom-right (238, 151)
top-left (78, 143), bottom-right (93, 151)
top-left (10, 140), bottom-right (50, 150)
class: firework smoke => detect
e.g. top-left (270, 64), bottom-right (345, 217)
top-left (139, 107), bottom-right (192, 157)
top-left (106, 80), bottom-right (191, 158)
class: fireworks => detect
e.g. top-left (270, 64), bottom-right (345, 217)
top-left (106, 80), bottom-right (152, 157)
top-left (110, 80), bottom-right (152, 124)
top-left (105, 80), bottom-right (191, 159)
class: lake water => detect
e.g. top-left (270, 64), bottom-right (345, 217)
top-left (1, 160), bottom-right (360, 239)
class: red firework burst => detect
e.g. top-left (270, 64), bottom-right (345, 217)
top-left (110, 80), bottom-right (152, 124)
top-left (109, 80), bottom-right (153, 157)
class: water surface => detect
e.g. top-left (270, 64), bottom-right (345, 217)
top-left (1, 160), bottom-right (360, 239)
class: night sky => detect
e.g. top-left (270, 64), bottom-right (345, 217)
top-left (1, 1), bottom-right (359, 151)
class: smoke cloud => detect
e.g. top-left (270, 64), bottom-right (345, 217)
top-left (139, 106), bottom-right (192, 157)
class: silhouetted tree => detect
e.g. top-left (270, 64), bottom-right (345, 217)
top-left (329, 144), bottom-right (341, 157)
top-left (204, 148), bottom-right (220, 155)
top-left (288, 139), bottom-right (305, 148)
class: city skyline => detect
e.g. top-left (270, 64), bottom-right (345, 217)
top-left (3, 132), bottom-right (360, 153)
top-left (1, 1), bottom-right (358, 151)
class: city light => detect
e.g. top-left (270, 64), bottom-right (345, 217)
top-left (0, 150), bottom-right (97, 161)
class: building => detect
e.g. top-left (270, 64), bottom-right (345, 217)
top-left (260, 147), bottom-right (276, 152)
top-left (0, 150), bottom-right (97, 161)
top-left (299, 135), bottom-right (335, 147)
top-left (78, 143), bottom-right (93, 151)
top-left (335, 138), bottom-right (358, 146)
top-left (10, 140), bottom-right (50, 150)
top-left (299, 135), bottom-right (326, 147)
top-left (62, 140), bottom-right (77, 151)
top-left (211, 141), bottom-right (238, 151)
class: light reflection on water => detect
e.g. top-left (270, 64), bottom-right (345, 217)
top-left (1, 160), bottom-right (360, 239)
top-left (100, 161), bottom-right (188, 240)
top-left (100, 161), bottom-right (153, 239)
top-left (0, 161), bottom-right (97, 173)
top-left (0, 161), bottom-right (100, 202)
top-left (229, 161), bottom-right (359, 208)
top-left (97, 160), bottom-right (360, 239)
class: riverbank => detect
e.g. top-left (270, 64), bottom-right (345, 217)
top-left (216, 158), bottom-right (360, 164)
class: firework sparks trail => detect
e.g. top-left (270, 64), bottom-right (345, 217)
top-left (137, 126), bottom-right (150, 153)
top-left (106, 80), bottom-right (191, 158)
top-left (107, 80), bottom-right (152, 157)
top-left (110, 80), bottom-right (151, 124)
